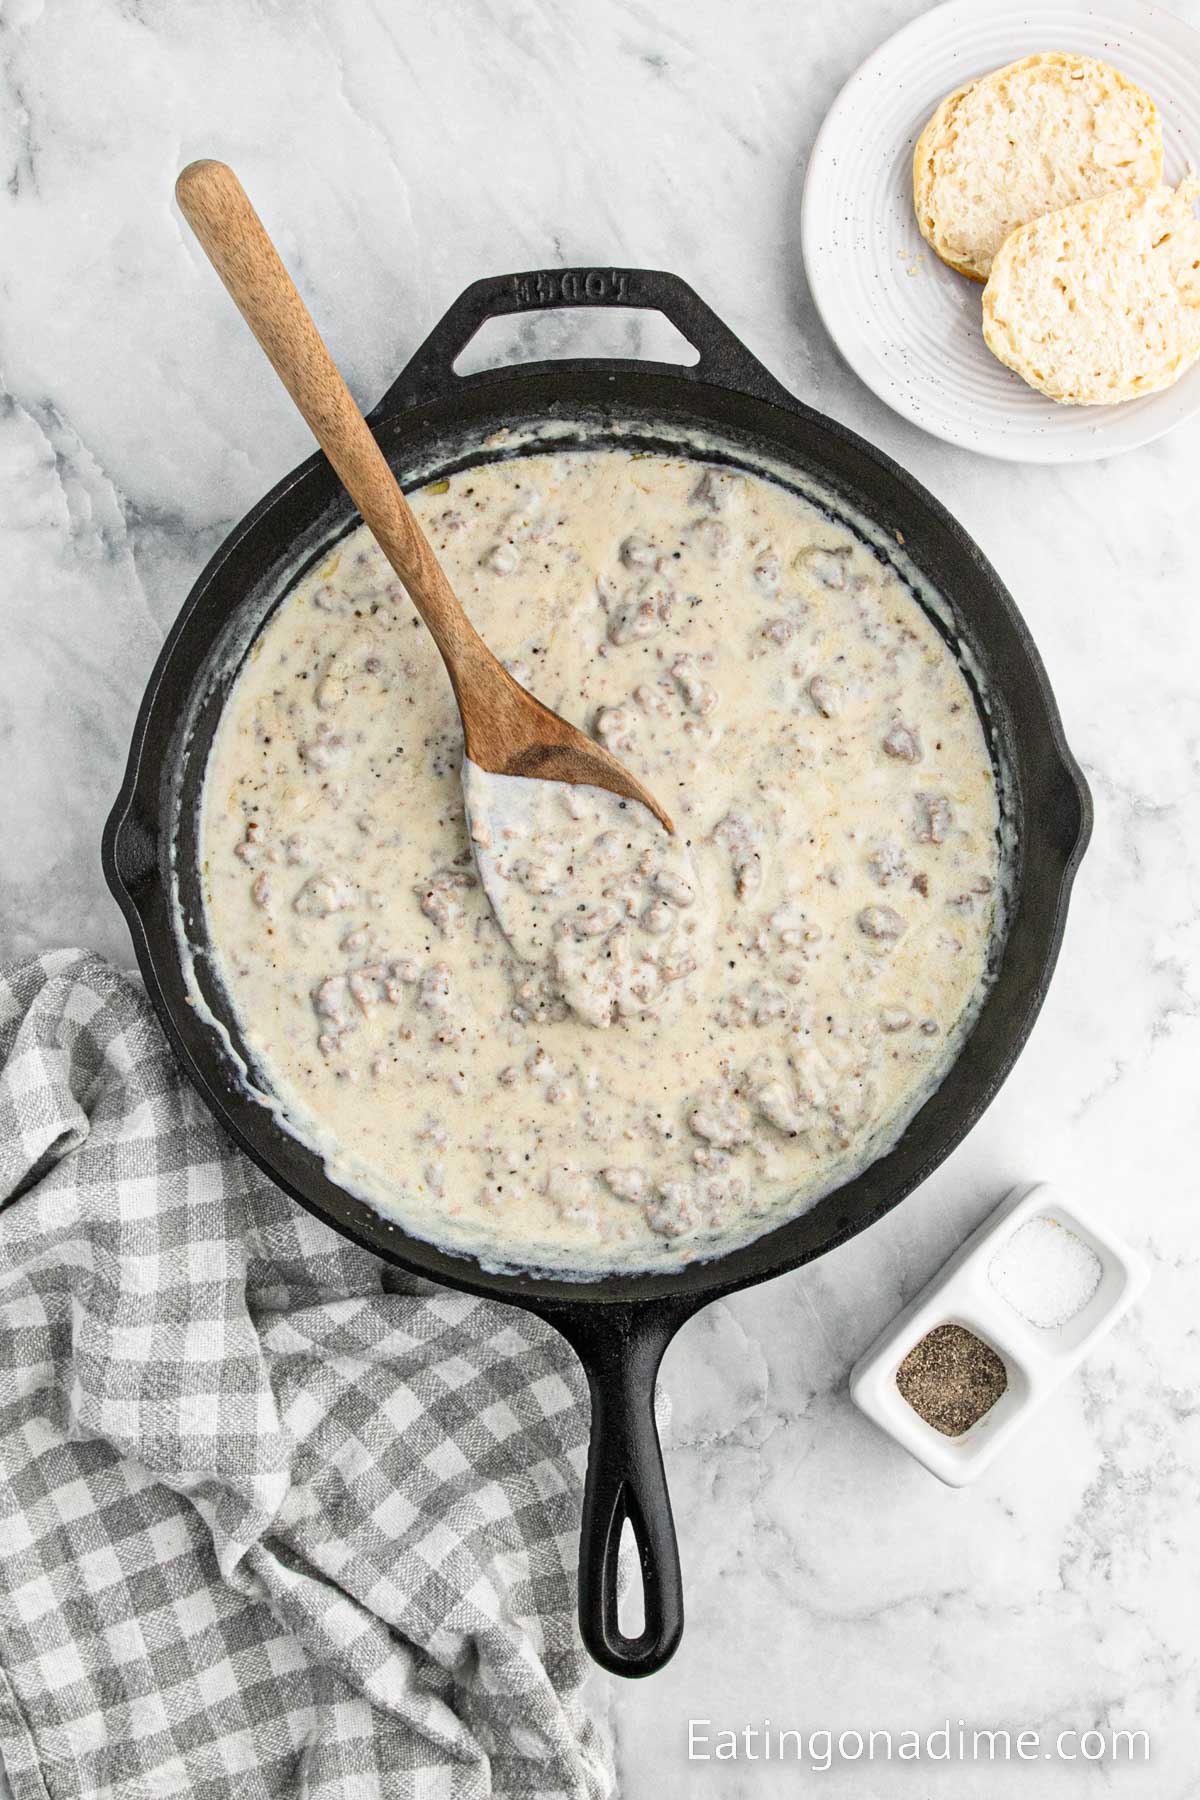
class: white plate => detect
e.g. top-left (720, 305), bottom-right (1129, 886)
top-left (801, 0), bottom-right (1200, 461)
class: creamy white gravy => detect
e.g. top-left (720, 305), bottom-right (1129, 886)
top-left (199, 450), bottom-right (1001, 1274)
top-left (462, 762), bottom-right (711, 1028)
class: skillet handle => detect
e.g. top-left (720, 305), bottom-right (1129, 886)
top-left (371, 266), bottom-right (795, 416)
top-left (545, 1301), bottom-right (689, 1678)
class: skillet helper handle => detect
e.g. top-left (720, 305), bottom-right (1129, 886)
top-left (552, 1304), bottom-right (685, 1678)
top-left (173, 160), bottom-right (486, 677)
top-left (376, 265), bottom-right (795, 414)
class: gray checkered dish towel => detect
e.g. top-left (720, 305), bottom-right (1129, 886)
top-left (0, 952), bottom-right (614, 1800)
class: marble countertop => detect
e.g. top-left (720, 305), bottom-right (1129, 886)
top-left (2, 0), bottom-right (1197, 1792)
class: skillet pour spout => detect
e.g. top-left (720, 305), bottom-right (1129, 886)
top-left (103, 265), bottom-right (1091, 1677)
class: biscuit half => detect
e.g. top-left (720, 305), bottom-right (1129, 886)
top-left (914, 52), bottom-right (1162, 282)
top-left (981, 179), bottom-right (1200, 405)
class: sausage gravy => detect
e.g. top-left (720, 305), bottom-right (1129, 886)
top-left (198, 449), bottom-right (1002, 1274)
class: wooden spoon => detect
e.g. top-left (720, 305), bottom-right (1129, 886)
top-left (174, 159), bottom-right (672, 838)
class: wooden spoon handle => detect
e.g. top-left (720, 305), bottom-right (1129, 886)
top-left (175, 159), bottom-right (481, 671)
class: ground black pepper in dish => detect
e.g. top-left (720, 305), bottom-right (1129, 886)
top-left (895, 1323), bottom-right (1007, 1437)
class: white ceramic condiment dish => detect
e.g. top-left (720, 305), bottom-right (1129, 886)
top-left (849, 1181), bottom-right (1149, 1485)
top-left (801, 0), bottom-right (1200, 462)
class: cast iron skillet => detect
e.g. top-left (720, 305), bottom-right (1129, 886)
top-left (103, 267), bottom-right (1091, 1678)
